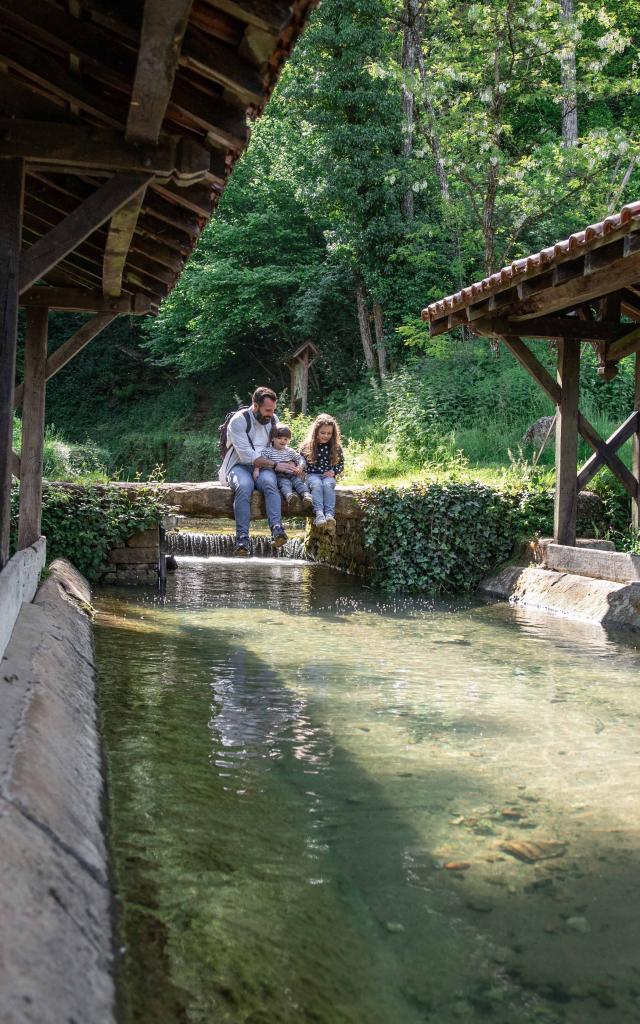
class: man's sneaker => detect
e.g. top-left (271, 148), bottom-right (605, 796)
top-left (313, 512), bottom-right (326, 529)
top-left (233, 537), bottom-right (250, 557)
top-left (302, 492), bottom-right (314, 512)
top-left (324, 515), bottom-right (336, 533)
top-left (271, 525), bottom-right (288, 548)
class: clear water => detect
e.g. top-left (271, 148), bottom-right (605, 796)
top-left (95, 558), bottom-right (640, 1024)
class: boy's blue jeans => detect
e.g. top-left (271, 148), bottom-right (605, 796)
top-left (308, 473), bottom-right (336, 516)
top-left (227, 465), bottom-right (282, 539)
top-left (277, 473), bottom-right (310, 499)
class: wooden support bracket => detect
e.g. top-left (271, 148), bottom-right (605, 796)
top-left (577, 411), bottom-right (639, 492)
top-left (501, 335), bottom-right (637, 495)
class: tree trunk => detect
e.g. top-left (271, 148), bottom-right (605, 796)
top-left (372, 300), bottom-right (388, 379)
top-left (560, 0), bottom-right (578, 147)
top-left (416, 50), bottom-right (450, 203)
top-left (355, 278), bottom-right (378, 380)
top-left (401, 0), bottom-right (421, 219)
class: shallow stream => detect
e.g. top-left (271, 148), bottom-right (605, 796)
top-left (95, 557), bottom-right (640, 1023)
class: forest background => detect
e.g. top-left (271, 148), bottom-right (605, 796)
top-left (20, 0), bottom-right (640, 493)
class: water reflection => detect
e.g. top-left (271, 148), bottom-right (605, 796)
top-left (96, 558), bottom-right (640, 1024)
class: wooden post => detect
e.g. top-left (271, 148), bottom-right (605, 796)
top-left (18, 307), bottom-right (48, 549)
top-left (633, 352), bottom-right (640, 531)
top-left (554, 337), bottom-right (580, 546)
top-left (300, 350), bottom-right (309, 415)
top-left (0, 158), bottom-right (24, 568)
top-left (289, 362), bottom-right (296, 414)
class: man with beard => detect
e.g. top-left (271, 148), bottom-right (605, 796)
top-left (219, 387), bottom-right (299, 556)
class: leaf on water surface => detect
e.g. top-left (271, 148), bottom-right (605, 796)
top-left (498, 839), bottom-right (567, 863)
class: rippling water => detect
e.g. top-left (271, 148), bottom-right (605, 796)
top-left (95, 558), bottom-right (640, 1024)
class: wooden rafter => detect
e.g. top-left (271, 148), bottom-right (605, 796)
top-left (21, 287), bottom-right (152, 313)
top-left (18, 172), bottom-right (151, 294)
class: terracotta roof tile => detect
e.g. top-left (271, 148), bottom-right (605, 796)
top-left (422, 201), bottom-right (640, 323)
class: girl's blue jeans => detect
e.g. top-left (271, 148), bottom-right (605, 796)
top-left (308, 473), bottom-right (336, 516)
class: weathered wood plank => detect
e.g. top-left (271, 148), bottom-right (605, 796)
top-left (554, 338), bottom-right (580, 546)
top-left (475, 316), bottom-right (621, 342)
top-left (19, 172), bottom-right (151, 294)
top-left (20, 287), bottom-right (151, 313)
top-left (576, 411), bottom-right (639, 491)
top-left (204, 0), bottom-right (292, 33)
top-left (605, 324), bottom-right (640, 364)
top-left (17, 307), bottom-right (47, 549)
top-left (127, 0), bottom-right (194, 145)
top-left (180, 24), bottom-right (264, 104)
top-left (13, 314), bottom-right (118, 409)
top-left (0, 121), bottom-right (210, 181)
top-left (0, 159), bottom-right (24, 568)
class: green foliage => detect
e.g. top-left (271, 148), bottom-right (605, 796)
top-left (10, 484), bottom-right (173, 581)
top-left (361, 482), bottom-right (519, 594)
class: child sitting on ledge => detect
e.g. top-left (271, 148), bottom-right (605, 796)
top-left (254, 425), bottom-right (314, 511)
top-left (300, 414), bottom-right (344, 532)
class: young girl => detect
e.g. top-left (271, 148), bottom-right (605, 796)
top-left (300, 414), bottom-right (344, 531)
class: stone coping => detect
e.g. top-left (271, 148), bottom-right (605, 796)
top-left (0, 559), bottom-right (115, 1023)
top-left (480, 565), bottom-right (640, 632)
top-left (0, 537), bottom-right (46, 661)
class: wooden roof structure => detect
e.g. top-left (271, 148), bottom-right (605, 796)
top-left (0, 0), bottom-right (318, 568)
top-left (422, 203), bottom-right (640, 548)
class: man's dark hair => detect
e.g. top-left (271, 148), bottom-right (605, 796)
top-left (252, 386), bottom-right (277, 407)
top-left (271, 424), bottom-right (292, 441)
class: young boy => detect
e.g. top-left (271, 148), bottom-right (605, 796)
top-left (254, 425), bottom-right (314, 510)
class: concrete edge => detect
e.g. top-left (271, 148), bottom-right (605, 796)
top-left (479, 564), bottom-right (640, 631)
top-left (0, 558), bottom-right (116, 1024)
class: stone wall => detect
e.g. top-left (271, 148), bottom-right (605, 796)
top-left (97, 525), bottom-right (160, 585)
top-left (305, 518), bottom-right (373, 579)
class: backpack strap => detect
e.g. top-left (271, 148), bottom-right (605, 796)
top-left (243, 409), bottom-right (254, 449)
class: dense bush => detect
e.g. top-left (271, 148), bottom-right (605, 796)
top-left (360, 479), bottom-right (615, 595)
top-left (10, 484), bottom-right (173, 581)
top-left (361, 483), bottom-right (519, 594)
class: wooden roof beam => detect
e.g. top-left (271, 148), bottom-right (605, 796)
top-left (18, 172), bottom-right (151, 294)
top-left (20, 287), bottom-right (152, 313)
top-left (0, 121), bottom-right (210, 182)
top-left (473, 316), bottom-right (624, 342)
top-left (204, 0), bottom-right (293, 34)
top-left (180, 25), bottom-right (264, 105)
top-left (127, 0), bottom-right (195, 145)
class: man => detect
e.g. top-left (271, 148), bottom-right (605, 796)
top-left (219, 387), bottom-right (299, 556)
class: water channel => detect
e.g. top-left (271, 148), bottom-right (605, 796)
top-left (95, 555), bottom-right (640, 1023)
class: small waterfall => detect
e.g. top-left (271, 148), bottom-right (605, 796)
top-left (167, 531), bottom-right (308, 560)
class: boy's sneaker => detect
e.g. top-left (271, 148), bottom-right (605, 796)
top-left (271, 525), bottom-right (288, 548)
top-left (286, 492), bottom-right (298, 508)
top-left (324, 515), bottom-right (336, 533)
top-left (233, 536), bottom-right (250, 557)
top-left (301, 492), bottom-right (314, 512)
top-left (313, 512), bottom-right (326, 529)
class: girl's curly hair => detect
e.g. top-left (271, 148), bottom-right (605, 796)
top-left (300, 414), bottom-right (342, 465)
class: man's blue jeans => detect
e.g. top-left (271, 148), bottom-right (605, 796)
top-left (308, 473), bottom-right (336, 516)
top-left (227, 464), bottom-right (283, 539)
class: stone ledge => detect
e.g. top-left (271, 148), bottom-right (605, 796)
top-left (0, 537), bottom-right (46, 660)
top-left (542, 543), bottom-right (640, 584)
top-left (0, 558), bottom-right (115, 1024)
top-left (479, 565), bottom-right (640, 631)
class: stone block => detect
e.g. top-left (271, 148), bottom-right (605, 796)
top-left (126, 527), bottom-right (159, 548)
top-left (479, 564), bottom-right (640, 631)
top-left (108, 547), bottom-right (158, 565)
top-left (543, 543), bottom-right (640, 583)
